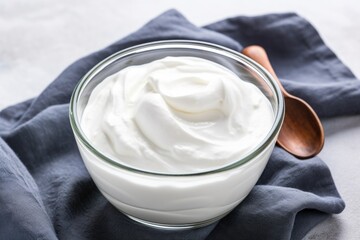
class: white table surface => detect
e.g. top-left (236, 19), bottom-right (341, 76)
top-left (1, 1), bottom-right (360, 239)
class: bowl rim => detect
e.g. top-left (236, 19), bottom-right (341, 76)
top-left (69, 40), bottom-right (284, 176)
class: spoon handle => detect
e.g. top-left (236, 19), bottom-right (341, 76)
top-left (242, 46), bottom-right (287, 95)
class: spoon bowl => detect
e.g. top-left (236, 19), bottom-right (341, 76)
top-left (242, 45), bottom-right (324, 159)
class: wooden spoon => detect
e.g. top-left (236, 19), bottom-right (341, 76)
top-left (242, 45), bottom-right (324, 159)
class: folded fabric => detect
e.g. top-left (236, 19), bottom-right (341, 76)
top-left (1, 9), bottom-right (358, 240)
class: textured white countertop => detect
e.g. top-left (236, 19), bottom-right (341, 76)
top-left (1, 1), bottom-right (360, 239)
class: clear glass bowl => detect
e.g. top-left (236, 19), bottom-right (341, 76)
top-left (69, 40), bottom-right (284, 229)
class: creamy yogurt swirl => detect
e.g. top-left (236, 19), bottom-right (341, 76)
top-left (81, 56), bottom-right (274, 174)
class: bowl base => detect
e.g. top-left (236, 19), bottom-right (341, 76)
top-left (125, 211), bottom-right (231, 230)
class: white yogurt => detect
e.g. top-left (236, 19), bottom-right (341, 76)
top-left (77, 139), bottom-right (274, 225)
top-left (75, 55), bottom-right (277, 227)
top-left (81, 56), bottom-right (274, 174)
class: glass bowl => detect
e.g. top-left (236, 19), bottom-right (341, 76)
top-left (69, 40), bottom-right (284, 229)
